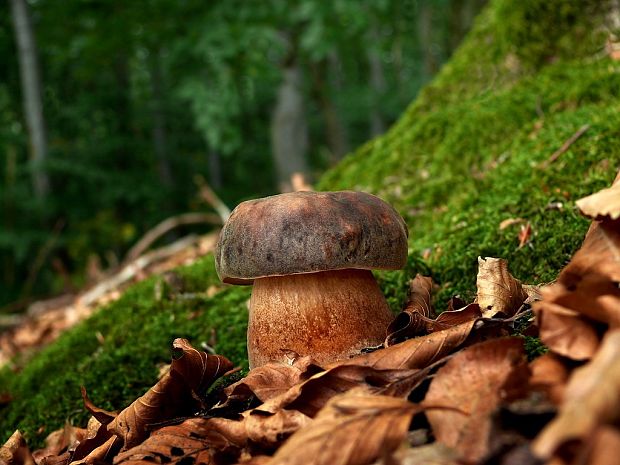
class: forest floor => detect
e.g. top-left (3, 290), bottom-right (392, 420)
top-left (2, 177), bottom-right (619, 465)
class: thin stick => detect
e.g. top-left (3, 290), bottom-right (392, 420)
top-left (123, 213), bottom-right (221, 264)
top-left (194, 175), bottom-right (231, 222)
top-left (540, 124), bottom-right (590, 168)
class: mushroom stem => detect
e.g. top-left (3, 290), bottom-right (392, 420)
top-left (248, 268), bottom-right (394, 368)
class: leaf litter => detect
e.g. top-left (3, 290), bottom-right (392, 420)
top-left (4, 175), bottom-right (620, 465)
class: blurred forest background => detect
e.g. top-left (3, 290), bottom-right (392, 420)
top-left (1, 0), bottom-right (485, 310)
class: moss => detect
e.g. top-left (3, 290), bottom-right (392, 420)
top-left (0, 254), bottom-right (250, 447)
top-left (319, 0), bottom-right (620, 308)
top-left (2, 0), bottom-right (619, 448)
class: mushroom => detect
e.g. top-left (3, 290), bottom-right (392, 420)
top-left (215, 190), bottom-right (408, 368)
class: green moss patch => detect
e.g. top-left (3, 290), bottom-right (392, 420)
top-left (0, 255), bottom-right (250, 447)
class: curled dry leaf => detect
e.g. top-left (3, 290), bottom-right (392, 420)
top-left (477, 257), bottom-right (528, 318)
top-left (385, 275), bottom-right (435, 346)
top-left (533, 329), bottom-right (620, 459)
top-left (32, 421), bottom-right (89, 464)
top-left (427, 304), bottom-right (481, 333)
top-left (223, 355), bottom-right (323, 405)
top-left (0, 430), bottom-right (35, 465)
top-left (108, 338), bottom-right (234, 449)
top-left (533, 302), bottom-right (600, 360)
top-left (377, 443), bottom-right (460, 465)
top-left (576, 182), bottom-right (620, 221)
top-left (424, 338), bottom-right (530, 464)
top-left (529, 353), bottom-right (569, 406)
top-left (539, 221), bottom-right (620, 327)
top-left (340, 319), bottom-right (477, 371)
top-left (113, 418), bottom-right (239, 465)
top-left (271, 389), bottom-right (421, 465)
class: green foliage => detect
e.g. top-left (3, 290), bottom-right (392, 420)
top-left (0, 255), bottom-right (250, 447)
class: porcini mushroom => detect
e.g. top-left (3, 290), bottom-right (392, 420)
top-left (215, 190), bottom-right (408, 368)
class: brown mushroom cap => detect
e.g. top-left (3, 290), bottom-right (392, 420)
top-left (215, 190), bottom-right (408, 284)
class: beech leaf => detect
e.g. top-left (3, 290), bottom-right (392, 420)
top-left (108, 338), bottom-right (234, 449)
top-left (424, 338), bottom-right (530, 463)
top-left (271, 389), bottom-right (421, 465)
top-left (0, 431), bottom-right (35, 465)
top-left (476, 257), bottom-right (528, 318)
top-left (533, 301), bottom-right (600, 360)
top-left (339, 319), bottom-right (477, 371)
top-left (113, 418), bottom-right (238, 465)
top-left (576, 182), bottom-right (620, 221)
top-left (223, 355), bottom-right (322, 404)
top-left (532, 329), bottom-right (620, 459)
top-left (385, 275), bottom-right (435, 346)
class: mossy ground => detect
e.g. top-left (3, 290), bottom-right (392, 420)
top-left (2, 0), bottom-right (619, 447)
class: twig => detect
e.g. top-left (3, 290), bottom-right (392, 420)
top-left (123, 213), bottom-right (221, 264)
top-left (83, 235), bottom-right (201, 308)
top-left (540, 124), bottom-right (590, 168)
top-left (194, 175), bottom-right (231, 223)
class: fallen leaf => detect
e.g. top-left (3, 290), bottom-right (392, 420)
top-left (223, 356), bottom-right (322, 404)
top-left (576, 182), bottom-right (620, 221)
top-left (378, 443), bottom-right (460, 465)
top-left (72, 436), bottom-right (121, 465)
top-left (532, 329), bottom-right (620, 459)
top-left (529, 353), bottom-right (569, 405)
top-left (271, 389), bottom-right (421, 465)
top-left (108, 338), bottom-right (234, 449)
top-left (533, 301), bottom-right (600, 360)
top-left (424, 338), bottom-right (530, 463)
top-left (0, 431), bottom-right (35, 465)
top-left (428, 304), bottom-right (482, 333)
top-left (499, 218), bottom-right (525, 230)
top-left (32, 422), bottom-right (88, 464)
top-left (518, 222), bottom-right (532, 248)
top-left (539, 221), bottom-right (620, 327)
top-left (477, 257), bottom-right (528, 318)
top-left (385, 275), bottom-right (435, 346)
top-left (113, 418), bottom-right (239, 465)
top-left (242, 408), bottom-right (311, 448)
top-left (583, 426), bottom-right (620, 465)
top-left (341, 320), bottom-right (477, 371)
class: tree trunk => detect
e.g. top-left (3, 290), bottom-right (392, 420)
top-left (208, 148), bottom-right (223, 190)
top-left (270, 62), bottom-right (310, 192)
top-left (149, 49), bottom-right (173, 188)
top-left (10, 0), bottom-right (50, 199)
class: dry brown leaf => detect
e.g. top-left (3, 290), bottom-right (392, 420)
top-left (385, 275), bottom-right (435, 346)
top-left (539, 221), bottom-right (620, 327)
top-left (242, 408), bottom-right (311, 448)
top-left (532, 329), bottom-right (620, 459)
top-left (376, 443), bottom-right (460, 465)
top-left (533, 302), bottom-right (600, 360)
top-left (223, 356), bottom-right (323, 404)
top-left (576, 182), bottom-right (620, 221)
top-left (71, 436), bottom-right (121, 465)
top-left (108, 338), bottom-right (234, 449)
top-left (32, 422), bottom-right (89, 464)
top-left (518, 222), bottom-right (532, 249)
top-left (583, 426), bottom-right (620, 465)
top-left (271, 389), bottom-right (421, 465)
top-left (0, 431), bottom-right (35, 465)
top-left (477, 257), bottom-right (528, 318)
top-left (529, 353), bottom-right (569, 406)
top-left (113, 418), bottom-right (239, 465)
top-left (258, 364), bottom-right (424, 418)
top-left (499, 218), bottom-right (525, 230)
top-left (424, 337), bottom-right (530, 463)
top-left (428, 304), bottom-right (481, 333)
top-left (340, 319), bottom-right (477, 371)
